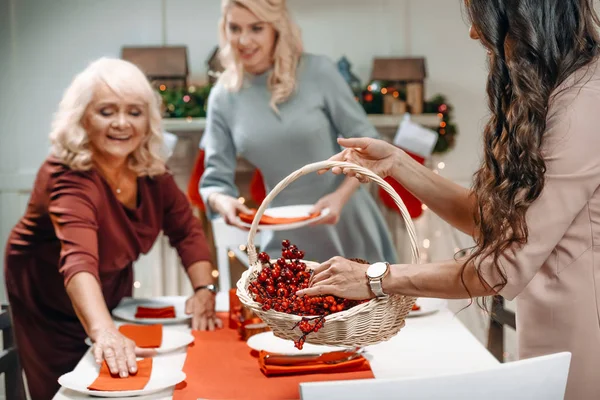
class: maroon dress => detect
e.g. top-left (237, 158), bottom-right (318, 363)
top-left (4, 157), bottom-right (211, 400)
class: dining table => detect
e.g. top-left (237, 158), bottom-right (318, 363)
top-left (53, 293), bottom-right (499, 400)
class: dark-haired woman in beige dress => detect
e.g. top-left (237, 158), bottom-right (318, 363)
top-left (299, 1), bottom-right (600, 399)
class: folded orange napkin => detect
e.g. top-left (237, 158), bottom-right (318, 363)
top-left (135, 305), bottom-right (176, 319)
top-left (258, 350), bottom-right (369, 377)
top-left (238, 209), bottom-right (321, 225)
top-left (87, 358), bottom-right (153, 391)
top-left (118, 324), bottom-right (163, 348)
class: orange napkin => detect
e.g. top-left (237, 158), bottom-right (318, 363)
top-left (258, 350), bottom-right (369, 377)
top-left (173, 314), bottom-right (374, 400)
top-left (135, 305), bottom-right (176, 319)
top-left (87, 358), bottom-right (153, 391)
top-left (238, 209), bottom-right (321, 225)
top-left (118, 324), bottom-right (163, 348)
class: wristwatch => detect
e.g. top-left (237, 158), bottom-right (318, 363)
top-left (366, 262), bottom-right (390, 298)
top-left (194, 284), bottom-right (217, 294)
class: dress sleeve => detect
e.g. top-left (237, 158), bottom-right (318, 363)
top-left (199, 87), bottom-right (239, 219)
top-left (48, 171), bottom-right (101, 286)
top-left (477, 85), bottom-right (600, 300)
top-left (161, 174), bottom-right (212, 269)
top-left (316, 55), bottom-right (380, 140)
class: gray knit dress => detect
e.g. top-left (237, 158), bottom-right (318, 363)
top-left (200, 53), bottom-right (397, 264)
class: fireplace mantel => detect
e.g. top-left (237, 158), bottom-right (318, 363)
top-left (163, 113), bottom-right (441, 133)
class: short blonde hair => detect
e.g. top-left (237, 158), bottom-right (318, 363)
top-left (218, 0), bottom-right (304, 112)
top-left (49, 57), bottom-right (166, 177)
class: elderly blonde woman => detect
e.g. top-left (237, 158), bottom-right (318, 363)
top-left (200, 0), bottom-right (397, 264)
top-left (4, 58), bottom-right (221, 400)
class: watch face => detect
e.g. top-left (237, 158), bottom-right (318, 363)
top-left (367, 262), bottom-right (387, 278)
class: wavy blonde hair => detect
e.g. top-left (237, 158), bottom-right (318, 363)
top-left (218, 0), bottom-right (303, 112)
top-left (49, 57), bottom-right (166, 177)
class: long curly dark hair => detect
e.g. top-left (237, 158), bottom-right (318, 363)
top-left (464, 0), bottom-right (600, 296)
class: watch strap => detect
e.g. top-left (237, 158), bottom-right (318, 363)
top-left (369, 278), bottom-right (386, 298)
top-left (194, 284), bottom-right (217, 293)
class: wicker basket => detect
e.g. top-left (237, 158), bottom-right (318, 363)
top-left (236, 160), bottom-right (420, 347)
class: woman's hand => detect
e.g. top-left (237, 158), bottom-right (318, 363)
top-left (91, 327), bottom-right (156, 378)
top-left (309, 192), bottom-right (346, 225)
top-left (209, 193), bottom-right (252, 229)
top-left (296, 256), bottom-right (374, 300)
top-left (185, 289), bottom-right (224, 331)
top-left (323, 137), bottom-right (401, 182)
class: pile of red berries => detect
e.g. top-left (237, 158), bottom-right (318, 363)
top-left (248, 240), bottom-right (367, 349)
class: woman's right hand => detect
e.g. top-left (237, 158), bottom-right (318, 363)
top-left (209, 193), bottom-right (253, 229)
top-left (324, 137), bottom-right (402, 182)
top-left (91, 327), bottom-right (156, 378)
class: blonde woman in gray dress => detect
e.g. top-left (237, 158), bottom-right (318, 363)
top-left (200, 0), bottom-right (397, 264)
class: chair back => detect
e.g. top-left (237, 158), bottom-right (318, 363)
top-left (300, 352), bottom-right (571, 400)
top-left (0, 305), bottom-right (27, 400)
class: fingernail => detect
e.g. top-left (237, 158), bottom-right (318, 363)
top-left (120, 371), bottom-right (128, 378)
top-left (130, 367), bottom-right (137, 373)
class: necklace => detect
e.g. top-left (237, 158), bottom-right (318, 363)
top-left (96, 165), bottom-right (125, 195)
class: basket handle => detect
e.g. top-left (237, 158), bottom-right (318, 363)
top-left (246, 160), bottom-right (421, 268)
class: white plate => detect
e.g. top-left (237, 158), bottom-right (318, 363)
top-left (238, 205), bottom-right (330, 231)
top-left (111, 297), bottom-right (190, 325)
top-left (407, 298), bottom-right (448, 317)
top-left (247, 331), bottom-right (350, 356)
top-left (58, 354), bottom-right (186, 398)
top-left (85, 328), bottom-right (194, 354)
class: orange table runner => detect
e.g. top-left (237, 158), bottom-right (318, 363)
top-left (173, 325), bottom-right (373, 400)
top-left (87, 358), bottom-right (153, 391)
top-left (118, 324), bottom-right (163, 348)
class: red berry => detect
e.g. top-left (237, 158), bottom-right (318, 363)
top-left (258, 252), bottom-right (270, 263)
top-left (271, 268), bottom-right (281, 279)
top-left (258, 271), bottom-right (268, 283)
top-left (282, 240), bottom-right (291, 248)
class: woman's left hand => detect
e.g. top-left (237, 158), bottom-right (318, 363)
top-left (296, 257), bottom-right (374, 300)
top-left (309, 192), bottom-right (346, 225)
top-left (185, 290), bottom-right (223, 331)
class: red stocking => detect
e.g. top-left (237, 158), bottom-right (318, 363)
top-left (378, 151), bottom-right (425, 219)
top-left (187, 149), bottom-right (206, 211)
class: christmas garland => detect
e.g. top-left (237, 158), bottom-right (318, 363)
top-left (159, 85), bottom-right (457, 154)
top-left (158, 84), bottom-right (212, 118)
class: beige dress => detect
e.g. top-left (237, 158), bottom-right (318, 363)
top-left (478, 58), bottom-right (600, 399)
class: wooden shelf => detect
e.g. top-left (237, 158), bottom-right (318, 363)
top-left (163, 113), bottom-right (441, 132)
